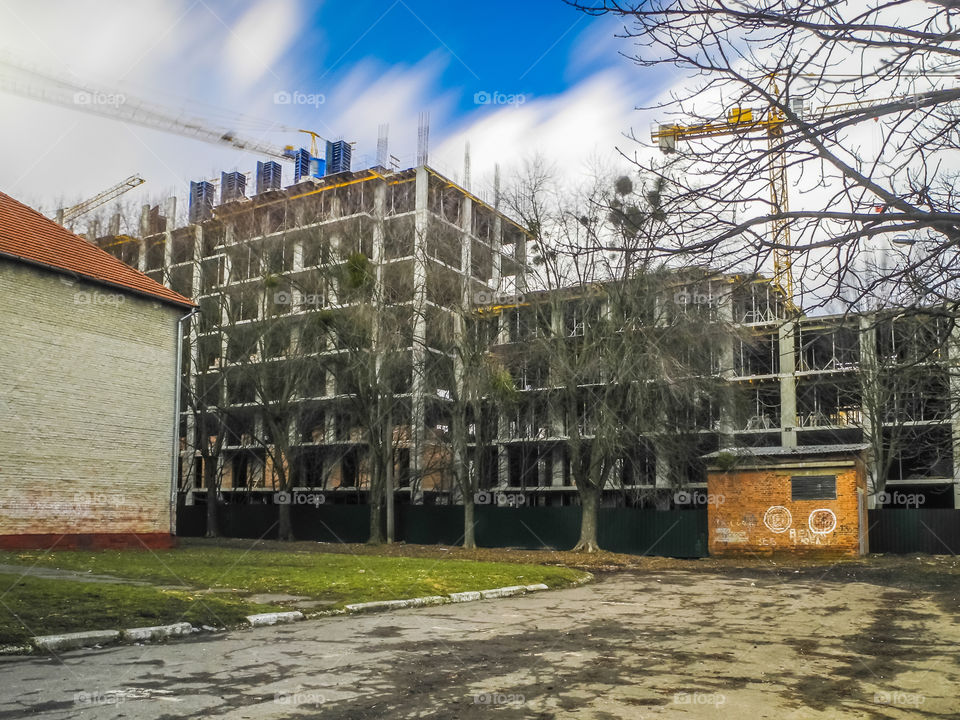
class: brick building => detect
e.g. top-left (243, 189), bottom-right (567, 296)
top-left (0, 191), bottom-right (193, 549)
top-left (705, 445), bottom-right (869, 557)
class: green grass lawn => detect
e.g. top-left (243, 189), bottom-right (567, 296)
top-left (0, 547), bottom-right (584, 644)
top-left (0, 573), bottom-right (277, 645)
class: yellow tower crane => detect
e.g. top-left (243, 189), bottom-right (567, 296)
top-left (651, 77), bottom-right (794, 300)
top-left (55, 174), bottom-right (145, 226)
top-left (652, 77), bottom-right (960, 305)
top-left (0, 54), bottom-right (325, 164)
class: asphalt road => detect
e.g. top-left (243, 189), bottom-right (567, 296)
top-left (0, 568), bottom-right (957, 719)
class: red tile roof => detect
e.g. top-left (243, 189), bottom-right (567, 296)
top-left (0, 191), bottom-right (193, 308)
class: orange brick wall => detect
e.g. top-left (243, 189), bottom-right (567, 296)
top-left (707, 459), bottom-right (867, 557)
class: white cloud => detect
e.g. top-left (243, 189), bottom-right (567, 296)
top-left (434, 68), bottom-right (649, 195)
top-left (221, 0), bottom-right (300, 93)
top-left (0, 2), bottom-right (652, 237)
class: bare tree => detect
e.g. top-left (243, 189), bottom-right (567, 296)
top-left (327, 251), bottom-right (413, 544)
top-left (859, 311), bottom-right (955, 502)
top-left (184, 308), bottom-right (230, 538)
top-left (501, 164), bottom-right (729, 550)
top-left (450, 308), bottom-right (516, 549)
top-left (568, 0), bottom-right (960, 312)
top-left (215, 217), bottom-right (333, 541)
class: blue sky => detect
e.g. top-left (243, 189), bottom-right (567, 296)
top-left (0, 0), bottom-right (658, 222)
top-left (299, 1), bottom-right (610, 108)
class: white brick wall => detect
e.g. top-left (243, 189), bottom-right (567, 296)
top-left (0, 261), bottom-right (182, 537)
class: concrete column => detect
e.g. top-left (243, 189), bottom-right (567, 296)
top-left (949, 320), bottom-right (960, 509)
top-left (859, 315), bottom-right (881, 507)
top-left (328, 230), bottom-right (341, 304)
top-left (220, 226), bottom-right (233, 406)
top-left (162, 220), bottom-right (174, 286)
top-left (551, 446), bottom-right (565, 487)
top-left (409, 167), bottom-right (429, 502)
top-left (491, 215), bottom-right (503, 290)
top-left (136, 204), bottom-right (151, 274)
top-left (779, 319), bottom-right (797, 447)
top-left (512, 221), bottom-right (528, 294)
top-left (182, 224), bottom-right (203, 500)
top-left (164, 197), bottom-right (177, 229)
top-left (497, 444), bottom-right (510, 489)
top-left (453, 193), bottom-right (473, 501)
top-left (139, 204), bottom-right (151, 235)
top-left (292, 222), bottom-right (305, 311)
top-left (717, 284), bottom-right (737, 447)
top-left (548, 300), bottom-right (565, 488)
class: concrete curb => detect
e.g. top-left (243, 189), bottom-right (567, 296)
top-left (343, 580), bottom-right (561, 615)
top-left (479, 585), bottom-right (527, 599)
top-left (32, 630), bottom-right (121, 652)
top-left (14, 576), bottom-right (588, 655)
top-left (246, 611), bottom-right (305, 627)
top-left (345, 595), bottom-right (448, 613)
top-left (0, 644), bottom-right (33, 656)
top-left (29, 622), bottom-right (198, 654)
top-left (122, 622), bottom-right (193, 642)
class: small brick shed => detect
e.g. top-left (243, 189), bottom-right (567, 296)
top-left (703, 444), bottom-right (869, 557)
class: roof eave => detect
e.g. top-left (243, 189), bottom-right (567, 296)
top-left (0, 251), bottom-right (196, 310)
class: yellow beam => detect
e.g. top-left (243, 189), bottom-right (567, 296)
top-left (651, 113), bottom-right (785, 144)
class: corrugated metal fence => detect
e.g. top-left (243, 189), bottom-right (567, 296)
top-left (177, 504), bottom-right (959, 556)
top-left (868, 509), bottom-right (960, 555)
top-left (177, 502), bottom-right (708, 558)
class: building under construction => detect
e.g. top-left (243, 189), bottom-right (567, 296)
top-left (90, 159), bottom-right (960, 512)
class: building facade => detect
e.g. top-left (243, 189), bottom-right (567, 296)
top-left (90, 164), bottom-right (960, 512)
top-left (0, 191), bottom-right (194, 549)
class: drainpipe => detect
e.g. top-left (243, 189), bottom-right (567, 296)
top-left (171, 306), bottom-right (199, 536)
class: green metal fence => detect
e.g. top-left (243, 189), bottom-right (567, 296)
top-left (178, 503), bottom-right (958, 556)
top-left (177, 503), bottom-right (370, 543)
top-left (868, 509), bottom-right (960, 554)
top-left (599, 508), bottom-right (708, 558)
top-left (178, 501), bottom-right (707, 557)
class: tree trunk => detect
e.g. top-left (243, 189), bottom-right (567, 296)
top-left (385, 416), bottom-right (395, 544)
top-left (463, 499), bottom-right (476, 549)
top-left (204, 459), bottom-right (219, 538)
top-left (368, 499), bottom-right (384, 544)
top-left (276, 448), bottom-right (295, 541)
top-left (573, 486), bottom-right (600, 552)
top-left (278, 501), bottom-right (294, 541)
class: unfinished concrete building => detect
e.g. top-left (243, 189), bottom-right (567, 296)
top-left (93, 162), bottom-right (529, 504)
top-left (91, 162), bottom-right (960, 512)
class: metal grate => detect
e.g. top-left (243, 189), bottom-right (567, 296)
top-left (791, 475), bottom-right (837, 501)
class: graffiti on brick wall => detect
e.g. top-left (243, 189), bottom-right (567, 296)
top-left (715, 527), bottom-right (748, 543)
top-left (763, 506), bottom-right (792, 533)
top-left (808, 508), bottom-right (837, 534)
top-left (712, 512), bottom-right (760, 543)
top-left (714, 506), bottom-right (839, 546)
top-left (761, 506), bottom-right (837, 546)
